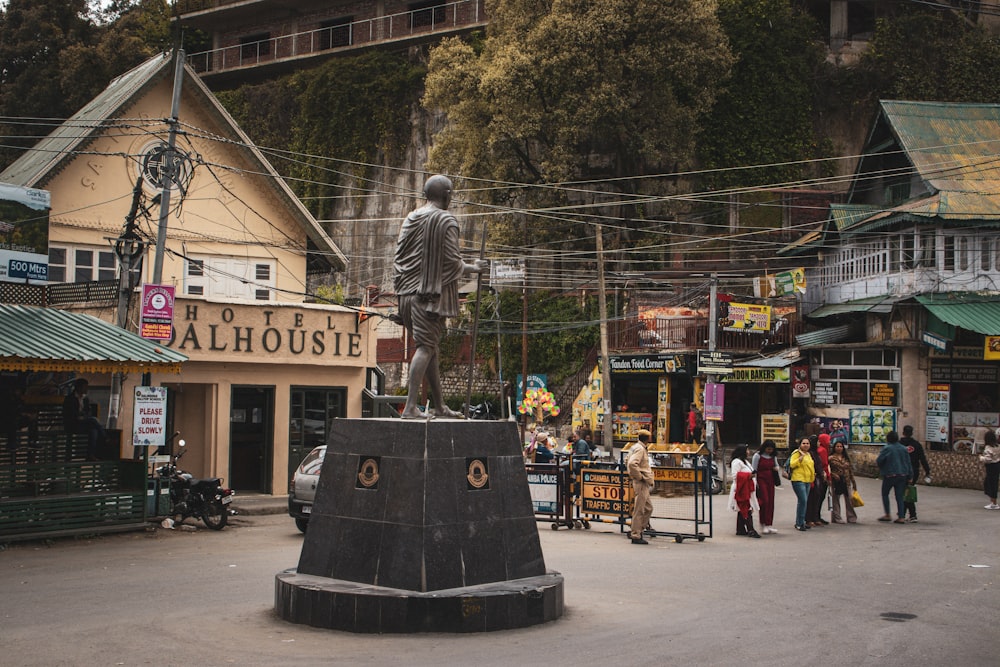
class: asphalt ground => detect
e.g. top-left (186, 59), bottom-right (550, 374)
top-left (1, 476), bottom-right (997, 666)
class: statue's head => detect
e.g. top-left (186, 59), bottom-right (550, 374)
top-left (424, 174), bottom-right (453, 209)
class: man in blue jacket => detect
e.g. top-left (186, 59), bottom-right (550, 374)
top-left (876, 430), bottom-right (913, 523)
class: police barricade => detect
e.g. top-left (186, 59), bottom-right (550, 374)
top-left (525, 461), bottom-right (578, 529)
top-left (576, 455), bottom-right (713, 543)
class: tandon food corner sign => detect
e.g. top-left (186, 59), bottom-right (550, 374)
top-left (164, 299), bottom-right (370, 365)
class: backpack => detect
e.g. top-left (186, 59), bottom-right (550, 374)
top-left (781, 454), bottom-right (792, 479)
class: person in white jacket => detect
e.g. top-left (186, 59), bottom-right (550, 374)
top-left (728, 444), bottom-right (760, 538)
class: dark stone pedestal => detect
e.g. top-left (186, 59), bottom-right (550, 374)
top-left (275, 418), bottom-right (564, 633)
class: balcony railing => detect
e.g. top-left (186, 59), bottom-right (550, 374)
top-left (609, 316), bottom-right (801, 353)
top-left (186, 0), bottom-right (487, 76)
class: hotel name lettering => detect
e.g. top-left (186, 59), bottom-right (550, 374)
top-left (169, 305), bottom-right (363, 359)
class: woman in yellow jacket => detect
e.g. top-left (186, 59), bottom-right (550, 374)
top-left (790, 436), bottom-right (816, 531)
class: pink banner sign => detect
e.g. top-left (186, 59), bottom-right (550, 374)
top-left (140, 283), bottom-right (175, 341)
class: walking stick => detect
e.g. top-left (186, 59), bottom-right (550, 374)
top-left (464, 221), bottom-right (488, 418)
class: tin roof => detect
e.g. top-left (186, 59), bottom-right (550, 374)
top-left (916, 292), bottom-right (1000, 335)
top-left (880, 100), bottom-right (1000, 196)
top-left (0, 304), bottom-right (187, 373)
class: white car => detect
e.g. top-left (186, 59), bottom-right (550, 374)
top-left (287, 445), bottom-right (326, 533)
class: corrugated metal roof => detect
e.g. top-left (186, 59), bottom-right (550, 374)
top-left (792, 101), bottom-right (1000, 243)
top-left (736, 348), bottom-right (802, 368)
top-left (0, 304), bottom-right (187, 373)
top-left (804, 296), bottom-right (903, 319)
top-left (916, 292), bottom-right (1000, 335)
top-left (794, 324), bottom-right (855, 347)
top-left (881, 100), bottom-right (1000, 195)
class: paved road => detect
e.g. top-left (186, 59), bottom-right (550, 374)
top-left (1, 477), bottom-right (997, 666)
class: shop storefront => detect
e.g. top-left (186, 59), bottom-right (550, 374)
top-left (926, 347), bottom-right (999, 453)
top-left (125, 297), bottom-right (376, 495)
top-left (720, 365), bottom-right (794, 450)
top-left (570, 354), bottom-right (693, 447)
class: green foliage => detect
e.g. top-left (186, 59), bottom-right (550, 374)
top-left (699, 0), bottom-right (828, 190)
top-left (312, 283), bottom-right (345, 305)
top-left (424, 0), bottom-right (734, 247)
top-left (858, 7), bottom-right (1000, 103)
top-left (289, 52), bottom-right (426, 219)
top-left (447, 289), bottom-right (599, 388)
top-left (0, 0), bottom-right (170, 168)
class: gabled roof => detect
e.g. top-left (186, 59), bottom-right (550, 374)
top-left (0, 304), bottom-right (187, 373)
top-left (877, 100), bottom-right (1000, 195)
top-left (784, 100), bottom-right (1000, 252)
top-left (0, 52), bottom-right (347, 270)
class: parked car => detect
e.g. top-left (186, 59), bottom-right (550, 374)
top-left (288, 445), bottom-right (326, 533)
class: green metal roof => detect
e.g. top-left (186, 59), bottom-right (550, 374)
top-left (915, 292), bottom-right (1000, 335)
top-left (881, 100), bottom-right (1000, 196)
top-left (0, 304), bottom-right (187, 373)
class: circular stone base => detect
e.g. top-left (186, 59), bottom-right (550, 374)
top-left (275, 568), bottom-right (564, 633)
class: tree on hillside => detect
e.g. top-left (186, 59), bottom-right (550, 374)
top-left (699, 0), bottom-right (828, 190)
top-left (859, 6), bottom-right (1000, 104)
top-left (0, 0), bottom-right (172, 168)
top-left (423, 0), bottom-right (734, 253)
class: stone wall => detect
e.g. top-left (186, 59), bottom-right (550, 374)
top-left (849, 445), bottom-right (986, 491)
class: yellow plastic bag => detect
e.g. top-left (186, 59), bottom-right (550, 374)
top-left (851, 489), bottom-right (864, 508)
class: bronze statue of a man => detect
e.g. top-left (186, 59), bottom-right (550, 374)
top-left (394, 175), bottom-right (487, 419)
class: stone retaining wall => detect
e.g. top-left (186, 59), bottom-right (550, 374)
top-left (849, 445), bottom-right (986, 491)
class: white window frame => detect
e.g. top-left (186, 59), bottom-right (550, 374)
top-left (184, 255), bottom-right (276, 301)
top-left (48, 244), bottom-right (117, 283)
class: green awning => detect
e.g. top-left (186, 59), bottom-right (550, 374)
top-left (0, 304), bottom-right (188, 373)
top-left (915, 293), bottom-right (1000, 335)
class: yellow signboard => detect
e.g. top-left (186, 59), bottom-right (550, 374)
top-left (721, 302), bottom-right (771, 333)
top-left (652, 467), bottom-right (703, 483)
top-left (986, 336), bottom-right (1000, 361)
top-left (580, 469), bottom-right (632, 515)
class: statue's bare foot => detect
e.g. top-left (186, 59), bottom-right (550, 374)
top-left (430, 406), bottom-right (465, 419)
top-left (399, 407), bottom-right (426, 419)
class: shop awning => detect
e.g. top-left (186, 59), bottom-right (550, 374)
top-left (0, 304), bottom-right (187, 373)
top-left (795, 324), bottom-right (855, 347)
top-left (916, 293), bottom-right (1000, 335)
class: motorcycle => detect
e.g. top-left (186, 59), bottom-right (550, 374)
top-left (156, 439), bottom-right (236, 530)
top-left (683, 454), bottom-right (724, 495)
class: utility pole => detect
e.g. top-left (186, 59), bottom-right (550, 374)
top-left (596, 223), bottom-right (613, 454)
top-left (151, 47), bottom-right (185, 284)
top-left (106, 177), bottom-right (148, 430)
top-left (705, 273), bottom-right (719, 453)
top-left (520, 217), bottom-right (529, 443)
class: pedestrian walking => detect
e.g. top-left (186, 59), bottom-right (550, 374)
top-left (876, 430), bottom-right (913, 523)
top-left (828, 441), bottom-right (857, 524)
top-left (626, 429), bottom-right (654, 544)
top-left (789, 437), bottom-right (816, 531)
top-left (900, 424), bottom-right (931, 521)
top-left (979, 429), bottom-right (1000, 510)
top-left (751, 440), bottom-right (779, 533)
top-left (728, 444), bottom-right (761, 538)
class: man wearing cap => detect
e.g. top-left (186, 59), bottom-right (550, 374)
top-left (627, 429), bottom-right (655, 544)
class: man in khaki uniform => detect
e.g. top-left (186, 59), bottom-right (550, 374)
top-left (627, 429), bottom-right (655, 544)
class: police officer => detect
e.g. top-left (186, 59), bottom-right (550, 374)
top-left (627, 429), bottom-right (655, 544)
